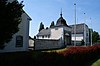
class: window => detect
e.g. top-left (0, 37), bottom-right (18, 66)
top-left (55, 28), bottom-right (58, 30)
top-left (48, 35), bottom-right (50, 38)
top-left (42, 36), bottom-right (44, 38)
top-left (86, 33), bottom-right (88, 36)
top-left (16, 35), bottom-right (23, 47)
top-left (45, 35), bottom-right (47, 37)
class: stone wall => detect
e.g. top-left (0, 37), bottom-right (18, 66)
top-left (34, 39), bottom-right (64, 50)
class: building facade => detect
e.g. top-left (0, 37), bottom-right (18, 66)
top-left (35, 12), bottom-right (71, 50)
top-left (0, 0), bottom-right (31, 52)
top-left (70, 23), bottom-right (89, 46)
top-left (29, 36), bottom-right (34, 50)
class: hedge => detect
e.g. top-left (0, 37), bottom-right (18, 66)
top-left (0, 44), bottom-right (100, 66)
top-left (58, 44), bottom-right (100, 66)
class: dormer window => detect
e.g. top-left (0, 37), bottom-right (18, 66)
top-left (42, 36), bottom-right (44, 38)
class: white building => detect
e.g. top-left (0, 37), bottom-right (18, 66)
top-left (35, 14), bottom-right (90, 50)
top-left (35, 12), bottom-right (72, 50)
top-left (70, 23), bottom-right (89, 46)
top-left (0, 0), bottom-right (31, 52)
top-left (29, 36), bottom-right (34, 50)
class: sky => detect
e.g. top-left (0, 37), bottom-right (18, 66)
top-left (18, 0), bottom-right (100, 38)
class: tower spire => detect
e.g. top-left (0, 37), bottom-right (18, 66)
top-left (60, 8), bottom-right (62, 17)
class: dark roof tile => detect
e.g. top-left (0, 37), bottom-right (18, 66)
top-left (37, 29), bottom-right (51, 36)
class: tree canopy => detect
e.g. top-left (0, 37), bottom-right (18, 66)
top-left (39, 22), bottom-right (44, 32)
top-left (92, 31), bottom-right (100, 43)
top-left (0, 0), bottom-right (24, 49)
top-left (50, 21), bottom-right (55, 28)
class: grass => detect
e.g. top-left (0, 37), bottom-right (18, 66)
top-left (91, 59), bottom-right (100, 66)
top-left (42, 48), bottom-right (67, 53)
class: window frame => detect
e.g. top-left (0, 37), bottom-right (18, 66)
top-left (16, 35), bottom-right (23, 47)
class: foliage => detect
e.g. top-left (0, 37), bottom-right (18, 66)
top-left (46, 27), bottom-right (48, 29)
top-left (50, 21), bottom-right (55, 28)
top-left (1, 45), bottom-right (100, 66)
top-left (59, 45), bottom-right (100, 66)
top-left (89, 29), bottom-right (100, 44)
top-left (97, 40), bottom-right (100, 42)
top-left (32, 45), bottom-right (100, 66)
top-left (39, 22), bottom-right (44, 32)
top-left (92, 31), bottom-right (100, 43)
top-left (91, 59), bottom-right (100, 66)
top-left (0, 0), bottom-right (24, 49)
top-left (81, 39), bottom-right (84, 45)
top-left (33, 36), bottom-right (36, 39)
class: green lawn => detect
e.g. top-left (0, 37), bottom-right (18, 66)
top-left (91, 59), bottom-right (100, 66)
top-left (42, 48), bottom-right (67, 53)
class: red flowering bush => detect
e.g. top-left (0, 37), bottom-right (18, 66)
top-left (32, 44), bottom-right (100, 66)
top-left (58, 44), bottom-right (100, 66)
top-left (1, 45), bottom-right (100, 66)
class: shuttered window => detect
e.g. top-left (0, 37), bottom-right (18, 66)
top-left (16, 35), bottom-right (23, 47)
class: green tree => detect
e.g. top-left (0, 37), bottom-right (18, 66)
top-left (33, 36), bottom-right (36, 39)
top-left (39, 22), bottom-right (44, 32)
top-left (50, 21), bottom-right (55, 28)
top-left (81, 39), bottom-right (84, 46)
top-left (92, 31), bottom-right (99, 43)
top-left (0, 0), bottom-right (24, 49)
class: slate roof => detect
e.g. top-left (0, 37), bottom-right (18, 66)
top-left (56, 17), bottom-right (67, 26)
top-left (69, 23), bottom-right (87, 34)
top-left (56, 13), bottom-right (68, 27)
top-left (37, 28), bottom-right (51, 36)
top-left (37, 23), bottom-right (88, 36)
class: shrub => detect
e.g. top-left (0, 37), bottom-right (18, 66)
top-left (1, 45), bottom-right (100, 66)
top-left (59, 45), bottom-right (100, 66)
top-left (33, 45), bottom-right (100, 66)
